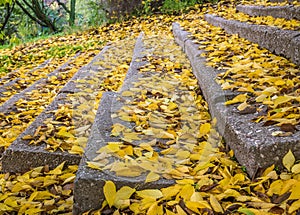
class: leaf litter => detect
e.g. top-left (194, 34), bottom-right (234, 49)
top-left (179, 0), bottom-right (300, 134)
top-left (0, 0), bottom-right (299, 214)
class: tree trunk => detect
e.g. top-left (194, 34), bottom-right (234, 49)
top-left (1, 2), bottom-right (15, 32)
top-left (69, 0), bottom-right (75, 26)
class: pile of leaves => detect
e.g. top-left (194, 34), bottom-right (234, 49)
top-left (179, 1), bottom-right (300, 134)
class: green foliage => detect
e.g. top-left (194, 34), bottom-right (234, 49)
top-left (76, 0), bottom-right (108, 28)
top-left (140, 0), bottom-right (218, 15)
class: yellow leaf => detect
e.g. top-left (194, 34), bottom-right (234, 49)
top-left (191, 192), bottom-right (203, 202)
top-left (199, 123), bottom-right (211, 137)
top-left (86, 161), bottom-right (102, 171)
top-left (176, 205), bottom-right (188, 215)
top-left (289, 199), bottom-right (300, 213)
top-left (69, 145), bottom-right (84, 155)
top-left (291, 163), bottom-right (300, 174)
top-left (186, 201), bottom-right (211, 210)
top-left (30, 191), bottom-right (57, 200)
top-left (161, 185), bottom-right (181, 199)
top-left (122, 91), bottom-right (135, 97)
top-left (237, 101), bottom-right (249, 111)
top-left (176, 150), bottom-right (190, 160)
top-left (168, 102), bottom-right (178, 111)
top-left (282, 150), bottom-right (295, 171)
top-left (210, 195), bottom-right (224, 213)
top-left (104, 181), bottom-right (116, 207)
top-left (289, 181), bottom-right (300, 200)
top-left (147, 202), bottom-right (163, 215)
top-left (56, 127), bottom-right (74, 138)
top-left (24, 208), bottom-right (44, 214)
top-left (47, 162), bottom-right (65, 175)
top-left (0, 202), bottom-right (14, 211)
top-left (114, 186), bottom-right (136, 208)
top-left (4, 197), bottom-right (18, 208)
top-left (179, 184), bottom-right (194, 201)
top-left (145, 172), bottom-right (160, 183)
top-left (273, 95), bottom-right (293, 108)
top-left (166, 209), bottom-right (177, 215)
top-left (225, 94), bottom-right (247, 105)
top-left (136, 189), bottom-right (163, 200)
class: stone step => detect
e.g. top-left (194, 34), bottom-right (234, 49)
top-left (73, 33), bottom-right (173, 214)
top-left (204, 14), bottom-right (300, 66)
top-left (0, 60), bottom-right (52, 105)
top-left (0, 54), bottom-right (81, 152)
top-left (73, 32), bottom-right (217, 213)
top-left (172, 22), bottom-right (300, 178)
top-left (1, 39), bottom-right (135, 173)
top-left (0, 53), bottom-right (80, 114)
top-left (236, 4), bottom-right (300, 20)
top-left (0, 60), bottom-right (52, 86)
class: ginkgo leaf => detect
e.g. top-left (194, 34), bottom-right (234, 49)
top-left (289, 181), bottom-right (300, 200)
top-left (86, 162), bottom-right (103, 171)
top-left (176, 205), bottom-right (188, 215)
top-left (225, 94), bottom-right (247, 105)
top-left (145, 172), bottom-right (160, 183)
top-left (104, 181), bottom-right (116, 208)
top-left (114, 186), bottom-right (136, 208)
top-left (282, 150), bottom-right (295, 171)
top-left (147, 202), bottom-right (163, 215)
top-left (291, 163), bottom-right (300, 174)
top-left (136, 189), bottom-right (163, 200)
top-left (210, 194), bottom-right (224, 213)
top-left (288, 199), bottom-right (300, 213)
top-left (238, 208), bottom-right (255, 215)
top-left (199, 123), bottom-right (211, 137)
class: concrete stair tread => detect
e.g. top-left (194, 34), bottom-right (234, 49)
top-left (204, 14), bottom-right (300, 66)
top-left (236, 4), bottom-right (300, 20)
top-left (0, 60), bottom-right (51, 86)
top-left (172, 22), bottom-right (300, 178)
top-left (73, 33), bottom-right (218, 213)
top-left (1, 38), bottom-right (136, 173)
top-left (0, 59), bottom-right (53, 105)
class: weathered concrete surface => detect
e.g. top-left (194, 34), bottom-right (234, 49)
top-left (73, 33), bottom-right (175, 214)
top-left (1, 47), bottom-right (111, 173)
top-left (236, 5), bottom-right (300, 20)
top-left (172, 22), bottom-right (300, 177)
top-left (73, 92), bottom-right (175, 214)
top-left (204, 14), bottom-right (300, 66)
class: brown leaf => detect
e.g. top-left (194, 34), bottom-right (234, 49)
top-left (199, 183), bottom-right (218, 192)
top-left (263, 120), bottom-right (277, 127)
top-left (272, 192), bottom-right (291, 204)
top-left (280, 123), bottom-right (297, 133)
top-left (268, 206), bottom-right (284, 214)
top-left (238, 106), bottom-right (256, 115)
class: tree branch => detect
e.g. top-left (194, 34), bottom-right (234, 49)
top-left (1, 2), bottom-right (15, 32)
top-left (55, 0), bottom-right (70, 14)
top-left (15, 0), bottom-right (47, 27)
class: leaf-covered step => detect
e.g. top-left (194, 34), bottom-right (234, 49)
top-left (0, 59), bottom-right (53, 105)
top-left (236, 4), bottom-right (300, 20)
top-left (2, 39), bottom-right (135, 173)
top-left (204, 14), bottom-right (300, 66)
top-left (0, 60), bottom-right (51, 86)
top-left (172, 21), bottom-right (300, 177)
top-left (216, 5), bottom-right (300, 31)
top-left (0, 54), bottom-right (81, 151)
top-left (74, 33), bottom-right (221, 213)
